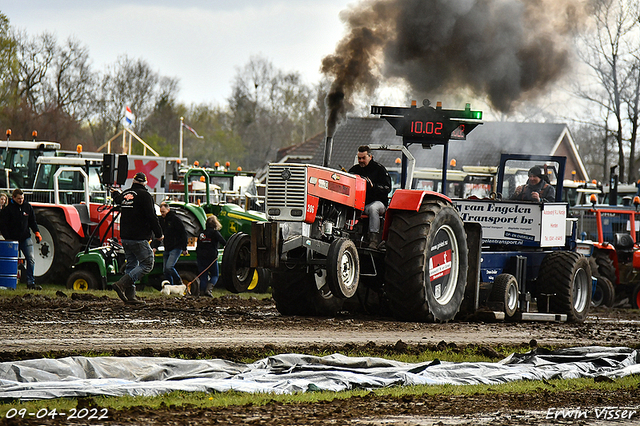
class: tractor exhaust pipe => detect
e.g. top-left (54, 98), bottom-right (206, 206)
top-left (323, 136), bottom-right (333, 167)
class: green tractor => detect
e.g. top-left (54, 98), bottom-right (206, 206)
top-left (66, 202), bottom-right (204, 292)
top-left (168, 167), bottom-right (271, 293)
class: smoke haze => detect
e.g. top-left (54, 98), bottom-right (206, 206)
top-left (321, 0), bottom-right (585, 135)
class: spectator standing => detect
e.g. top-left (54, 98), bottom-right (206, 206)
top-left (0, 189), bottom-right (42, 289)
top-left (0, 192), bottom-right (8, 211)
top-left (154, 202), bottom-right (188, 289)
top-left (111, 172), bottom-right (163, 304)
top-left (196, 215), bottom-right (226, 297)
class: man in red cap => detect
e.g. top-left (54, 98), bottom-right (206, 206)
top-left (111, 172), bottom-right (163, 304)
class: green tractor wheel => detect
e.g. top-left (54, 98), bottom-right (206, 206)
top-left (66, 270), bottom-right (100, 291)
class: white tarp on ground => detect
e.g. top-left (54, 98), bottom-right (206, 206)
top-left (0, 346), bottom-right (638, 400)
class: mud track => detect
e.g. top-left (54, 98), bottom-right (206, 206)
top-left (1, 292), bottom-right (639, 425)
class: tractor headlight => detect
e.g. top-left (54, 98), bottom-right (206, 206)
top-left (280, 222), bottom-right (301, 241)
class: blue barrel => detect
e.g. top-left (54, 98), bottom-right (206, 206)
top-left (0, 240), bottom-right (19, 289)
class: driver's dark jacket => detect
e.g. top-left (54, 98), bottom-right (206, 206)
top-left (113, 182), bottom-right (162, 241)
top-left (511, 180), bottom-right (556, 202)
top-left (348, 160), bottom-right (392, 206)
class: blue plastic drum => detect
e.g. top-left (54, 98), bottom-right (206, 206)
top-left (0, 240), bottom-right (19, 289)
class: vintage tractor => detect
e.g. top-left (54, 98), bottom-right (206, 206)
top-left (222, 100), bottom-right (591, 322)
top-left (166, 167), bottom-right (271, 293)
top-left (572, 200), bottom-right (640, 308)
top-left (66, 197), bottom-right (206, 291)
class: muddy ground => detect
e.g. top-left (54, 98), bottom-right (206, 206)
top-left (1, 291), bottom-right (640, 425)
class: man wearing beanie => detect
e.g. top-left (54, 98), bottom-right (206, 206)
top-left (511, 166), bottom-right (556, 202)
top-left (111, 172), bottom-right (163, 304)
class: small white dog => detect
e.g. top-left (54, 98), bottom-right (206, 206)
top-left (160, 280), bottom-right (189, 296)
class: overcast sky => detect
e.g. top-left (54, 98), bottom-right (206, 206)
top-left (2, 0), bottom-right (352, 106)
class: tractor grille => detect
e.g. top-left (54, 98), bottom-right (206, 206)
top-left (266, 165), bottom-right (307, 218)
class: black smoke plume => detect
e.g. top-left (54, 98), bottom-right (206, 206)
top-left (322, 0), bottom-right (584, 135)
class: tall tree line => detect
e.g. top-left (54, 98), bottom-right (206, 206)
top-left (0, 13), bottom-right (325, 171)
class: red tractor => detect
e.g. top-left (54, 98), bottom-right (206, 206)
top-left (222, 101), bottom-right (591, 322)
top-left (573, 201), bottom-right (640, 309)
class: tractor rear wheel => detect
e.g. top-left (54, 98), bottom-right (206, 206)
top-left (34, 209), bottom-right (83, 285)
top-left (592, 277), bottom-right (615, 308)
top-left (489, 273), bottom-right (519, 318)
top-left (174, 207), bottom-right (204, 239)
top-left (537, 251), bottom-right (591, 322)
top-left (221, 232), bottom-right (256, 293)
top-left (590, 250), bottom-right (617, 285)
top-left (383, 198), bottom-right (468, 322)
top-left (272, 265), bottom-right (344, 316)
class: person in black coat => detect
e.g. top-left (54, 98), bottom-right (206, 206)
top-left (111, 172), bottom-right (163, 304)
top-left (154, 202), bottom-right (188, 288)
top-left (0, 188), bottom-right (42, 290)
top-left (196, 215), bottom-right (226, 297)
top-left (348, 145), bottom-right (392, 248)
top-left (511, 166), bottom-right (556, 203)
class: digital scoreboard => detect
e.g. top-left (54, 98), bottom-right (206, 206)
top-left (371, 100), bottom-right (483, 145)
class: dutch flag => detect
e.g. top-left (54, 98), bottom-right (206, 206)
top-left (124, 106), bottom-right (134, 126)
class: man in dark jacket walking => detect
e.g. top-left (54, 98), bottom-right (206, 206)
top-left (348, 145), bottom-right (392, 248)
top-left (111, 172), bottom-right (163, 304)
top-left (154, 202), bottom-right (188, 289)
top-left (0, 189), bottom-right (42, 290)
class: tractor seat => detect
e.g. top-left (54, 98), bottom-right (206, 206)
top-left (613, 233), bottom-right (634, 251)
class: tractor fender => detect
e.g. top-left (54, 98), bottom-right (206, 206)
top-left (383, 190), bottom-right (453, 239)
top-left (32, 203), bottom-right (84, 238)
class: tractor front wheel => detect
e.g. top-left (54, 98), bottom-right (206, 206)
top-left (66, 270), bottom-right (100, 291)
top-left (221, 232), bottom-right (255, 293)
top-left (631, 284), bottom-right (640, 309)
top-left (592, 277), bottom-right (615, 308)
top-left (326, 238), bottom-right (359, 299)
top-left (489, 273), bottom-right (519, 318)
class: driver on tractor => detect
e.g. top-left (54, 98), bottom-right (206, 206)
top-left (511, 166), bottom-right (555, 203)
top-left (349, 145), bottom-right (392, 248)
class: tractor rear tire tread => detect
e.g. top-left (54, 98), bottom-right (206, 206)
top-left (384, 198), bottom-right (468, 322)
top-left (537, 251), bottom-right (591, 322)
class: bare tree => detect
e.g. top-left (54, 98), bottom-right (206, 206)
top-left (574, 0), bottom-right (640, 182)
top-left (626, 56), bottom-right (640, 182)
top-left (44, 37), bottom-right (96, 120)
top-left (91, 55), bottom-right (179, 148)
top-left (13, 29), bottom-right (56, 113)
top-left (228, 56), bottom-right (323, 169)
top-left (0, 13), bottom-right (18, 106)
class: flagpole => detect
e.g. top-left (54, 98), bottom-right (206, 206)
top-left (179, 117), bottom-right (184, 159)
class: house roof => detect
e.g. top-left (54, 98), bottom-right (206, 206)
top-left (277, 117), bottom-right (588, 180)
